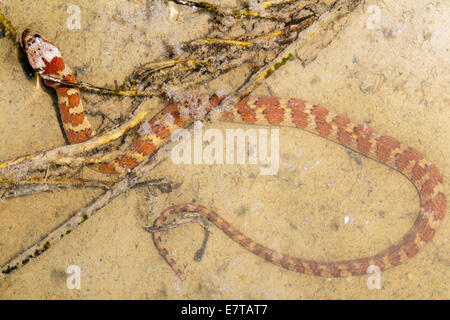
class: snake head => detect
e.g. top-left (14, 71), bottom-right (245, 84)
top-left (20, 29), bottom-right (63, 75)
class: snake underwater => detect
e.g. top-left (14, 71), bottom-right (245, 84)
top-left (8, 28), bottom-right (446, 279)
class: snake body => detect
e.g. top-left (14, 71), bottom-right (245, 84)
top-left (20, 29), bottom-right (446, 278)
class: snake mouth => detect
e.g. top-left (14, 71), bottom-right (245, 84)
top-left (19, 29), bottom-right (62, 74)
top-left (20, 28), bottom-right (39, 49)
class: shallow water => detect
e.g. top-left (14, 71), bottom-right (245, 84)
top-left (0, 0), bottom-right (448, 299)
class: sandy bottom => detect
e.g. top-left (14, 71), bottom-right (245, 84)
top-left (0, 0), bottom-right (448, 299)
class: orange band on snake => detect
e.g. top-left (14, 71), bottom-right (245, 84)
top-left (20, 29), bottom-right (446, 278)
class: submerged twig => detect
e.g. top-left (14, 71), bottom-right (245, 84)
top-left (39, 74), bottom-right (156, 97)
top-left (0, 100), bottom-right (154, 180)
top-left (0, 178), bottom-right (113, 200)
top-left (0, 11), bottom-right (17, 45)
top-left (168, 0), bottom-right (310, 21)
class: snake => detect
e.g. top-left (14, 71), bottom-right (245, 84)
top-left (18, 29), bottom-right (446, 279)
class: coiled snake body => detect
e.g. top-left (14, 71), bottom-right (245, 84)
top-left (19, 29), bottom-right (446, 279)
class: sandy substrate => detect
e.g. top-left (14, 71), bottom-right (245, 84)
top-left (0, 0), bottom-right (448, 299)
